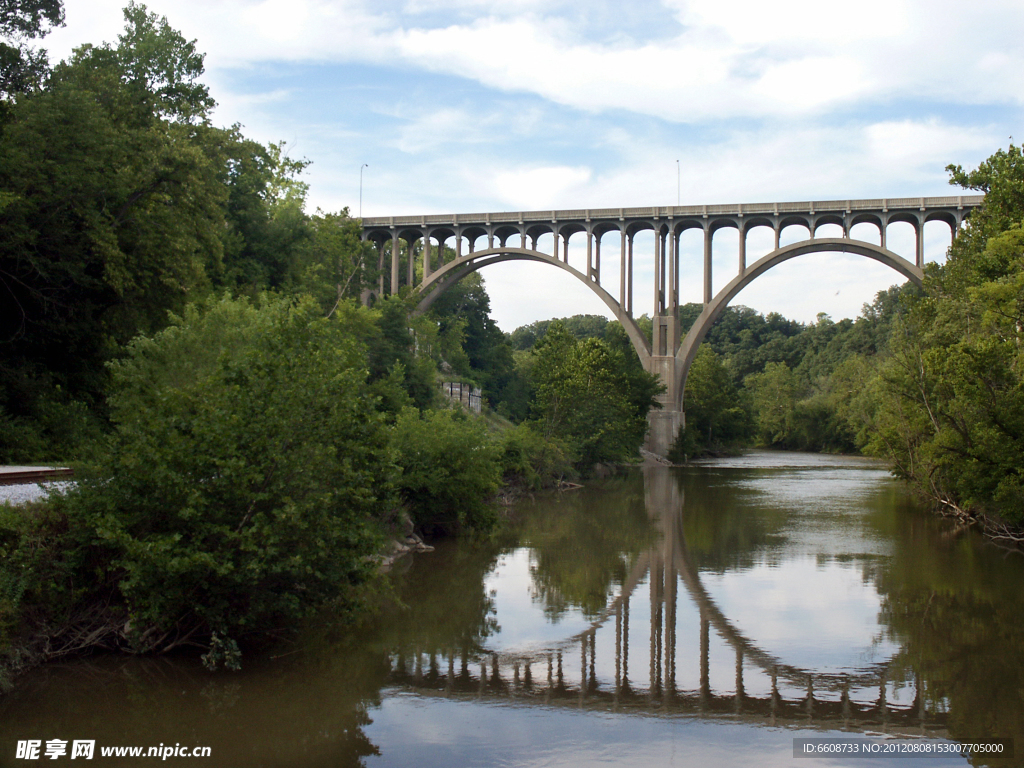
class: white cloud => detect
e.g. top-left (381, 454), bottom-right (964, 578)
top-left (49, 0), bottom-right (1024, 123)
top-left (44, 0), bottom-right (1024, 330)
top-left (490, 165), bottom-right (592, 209)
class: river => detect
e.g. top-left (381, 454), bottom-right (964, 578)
top-left (1, 452), bottom-right (1021, 766)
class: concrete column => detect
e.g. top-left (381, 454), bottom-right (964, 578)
top-left (644, 354), bottom-right (681, 456)
top-left (615, 600), bottom-right (622, 697)
top-left (563, 232), bottom-right (570, 262)
top-left (738, 225), bottom-right (746, 274)
top-left (915, 221), bottom-right (924, 267)
top-left (660, 230), bottom-right (667, 311)
top-left (672, 231), bottom-right (680, 313)
top-left (487, 231), bottom-right (494, 249)
top-left (653, 230), bottom-right (662, 318)
top-left (552, 230), bottom-right (559, 260)
top-left (703, 226), bottom-right (712, 305)
top-left (521, 231), bottom-right (526, 249)
top-left (668, 229), bottom-right (677, 315)
top-left (649, 566), bottom-right (657, 698)
top-left (468, 236), bottom-right (475, 254)
top-left (594, 233), bottom-right (601, 283)
top-left (622, 594), bottom-right (630, 688)
top-left (774, 224), bottom-right (781, 250)
top-left (664, 535), bottom-right (676, 699)
top-left (377, 240), bottom-right (385, 297)
top-left (619, 229), bottom-right (627, 309)
top-left (455, 233), bottom-right (462, 261)
top-left (586, 230), bottom-right (593, 278)
top-left (734, 648), bottom-right (744, 713)
top-left (580, 636), bottom-right (587, 704)
top-left (627, 233), bottom-right (634, 315)
top-left (391, 231), bottom-right (400, 295)
top-left (423, 236), bottom-right (432, 280)
top-left (667, 228), bottom-right (675, 315)
top-left (407, 237), bottom-right (415, 287)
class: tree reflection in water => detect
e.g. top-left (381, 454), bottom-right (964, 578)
top-left (3, 458), bottom-right (1024, 767)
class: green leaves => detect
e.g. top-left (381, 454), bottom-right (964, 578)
top-left (679, 346), bottom-right (750, 457)
top-left (859, 145), bottom-right (1024, 525)
top-left (0, 0), bottom-right (63, 101)
top-left (65, 294), bottom-right (392, 648)
top-left (390, 407), bottom-right (501, 532)
top-left (529, 321), bottom-right (660, 468)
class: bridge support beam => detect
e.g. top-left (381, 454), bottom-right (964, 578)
top-left (645, 321), bottom-right (682, 457)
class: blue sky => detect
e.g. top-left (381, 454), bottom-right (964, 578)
top-left (46, 0), bottom-right (1024, 330)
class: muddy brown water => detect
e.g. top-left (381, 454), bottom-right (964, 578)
top-left (2, 452), bottom-right (1021, 767)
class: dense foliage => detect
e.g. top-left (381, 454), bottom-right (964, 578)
top-left (862, 146), bottom-right (1024, 527)
top-left (527, 322), bottom-right (662, 468)
top-left (3, 296), bottom-right (393, 667)
top-left (391, 407), bottom-right (501, 533)
top-left (0, 3), bottom-right (379, 463)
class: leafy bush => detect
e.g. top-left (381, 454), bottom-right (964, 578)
top-left (50, 294), bottom-right (393, 657)
top-left (498, 423), bottom-right (573, 489)
top-left (674, 346), bottom-right (751, 458)
top-left (391, 407), bottom-right (501, 532)
top-left (530, 322), bottom-right (660, 468)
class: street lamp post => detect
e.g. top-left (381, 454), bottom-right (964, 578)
top-left (359, 163), bottom-right (369, 218)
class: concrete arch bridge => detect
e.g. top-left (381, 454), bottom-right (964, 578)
top-left (361, 195), bottom-right (983, 456)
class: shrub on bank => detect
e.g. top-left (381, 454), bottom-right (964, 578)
top-left (498, 423), bottom-right (574, 489)
top-left (391, 407), bottom-right (502, 533)
top-left (2, 295), bottom-right (394, 667)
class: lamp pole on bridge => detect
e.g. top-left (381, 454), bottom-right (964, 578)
top-left (359, 163), bottom-right (369, 219)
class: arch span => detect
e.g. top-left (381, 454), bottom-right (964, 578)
top-left (414, 246), bottom-right (652, 367)
top-left (674, 238), bottom-right (924, 408)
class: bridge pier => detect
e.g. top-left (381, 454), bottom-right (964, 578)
top-left (646, 312), bottom-right (683, 458)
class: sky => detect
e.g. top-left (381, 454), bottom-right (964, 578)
top-left (43, 0), bottom-right (1024, 331)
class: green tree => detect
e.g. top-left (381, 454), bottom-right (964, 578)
top-left (0, 3), bottom-right (231, 460)
top-left (216, 139), bottom-right (313, 294)
top-left (427, 272), bottom-right (515, 403)
top-left (745, 361), bottom-right (799, 446)
top-left (390, 407), bottom-right (501, 533)
top-left (46, 295), bottom-right (390, 662)
top-left (292, 208), bottom-right (379, 313)
top-left (863, 144), bottom-right (1024, 527)
top-left (530, 322), bottom-right (660, 468)
top-left (675, 346), bottom-right (751, 458)
top-left (0, 0), bottom-right (63, 102)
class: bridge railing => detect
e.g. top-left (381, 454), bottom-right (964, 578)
top-left (361, 195), bottom-right (983, 228)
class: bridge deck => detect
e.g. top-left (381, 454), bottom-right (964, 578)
top-left (363, 195), bottom-right (983, 228)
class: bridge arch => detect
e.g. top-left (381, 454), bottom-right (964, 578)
top-left (413, 246), bottom-right (653, 368)
top-left (362, 195), bottom-right (980, 455)
top-left (674, 238), bottom-right (924, 408)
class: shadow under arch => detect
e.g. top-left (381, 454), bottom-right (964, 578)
top-left (412, 246), bottom-right (653, 369)
top-left (674, 238), bottom-right (924, 407)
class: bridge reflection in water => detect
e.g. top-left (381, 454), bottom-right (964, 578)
top-left (387, 468), bottom-right (941, 737)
